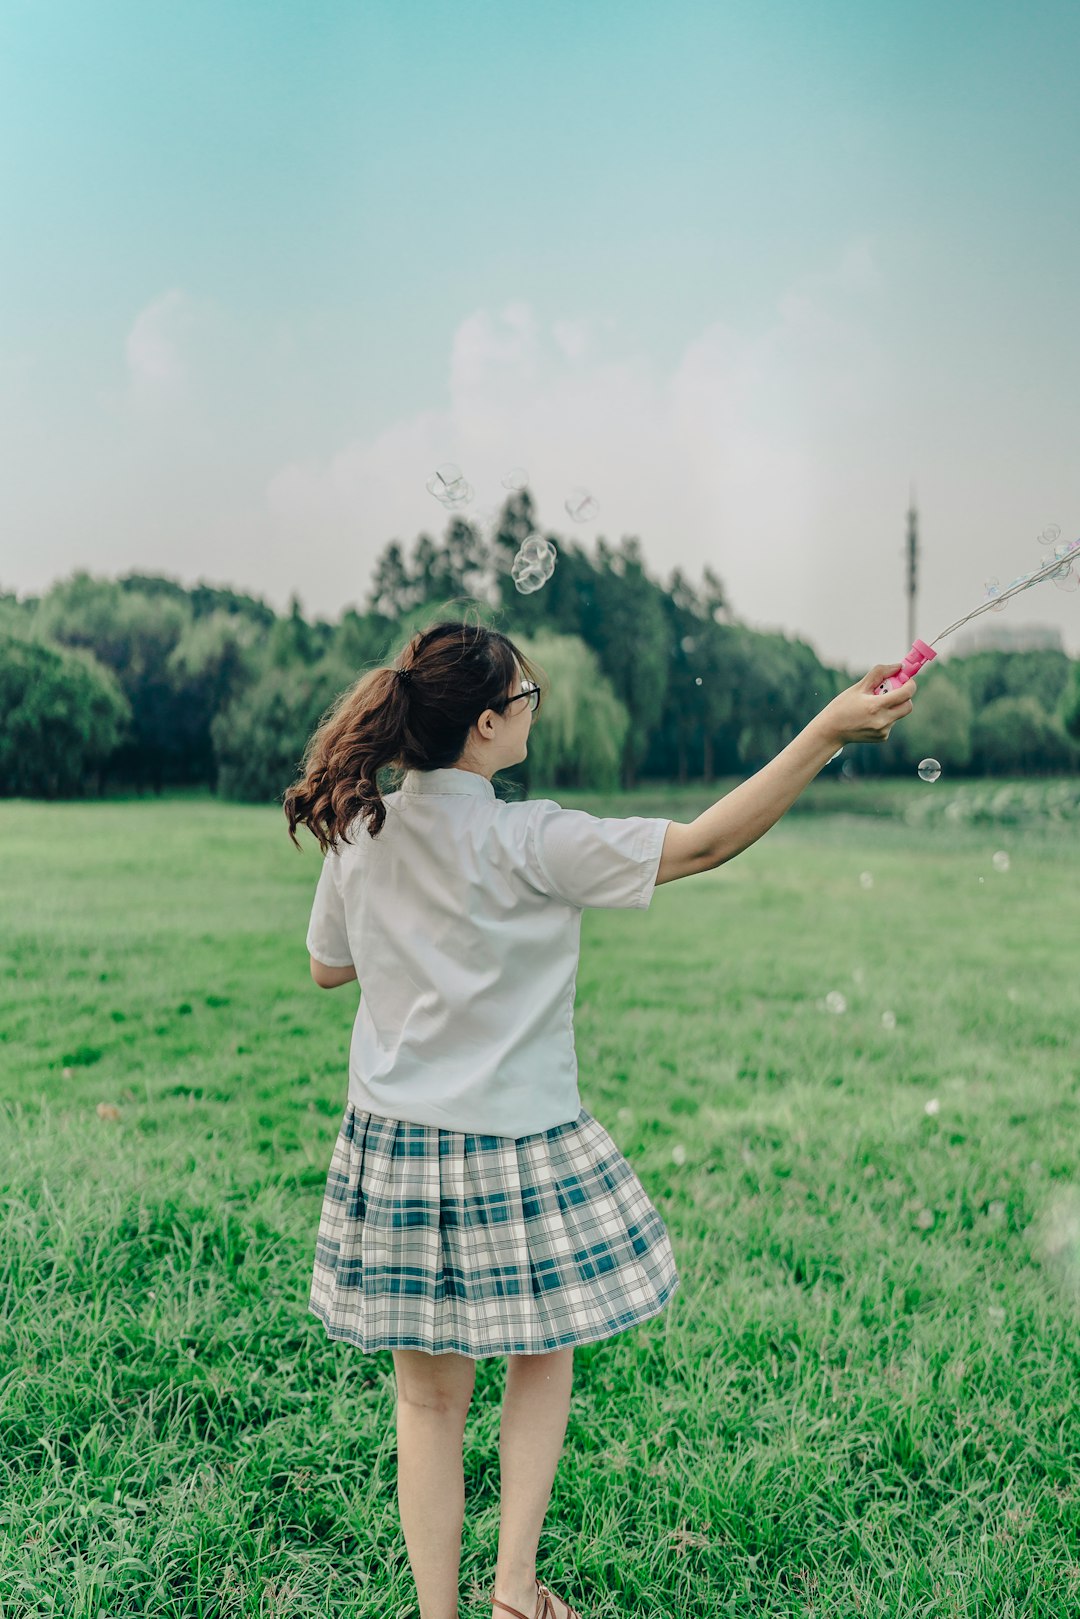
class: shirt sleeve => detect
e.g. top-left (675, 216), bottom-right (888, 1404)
top-left (305, 851), bottom-right (354, 966)
top-left (525, 800), bottom-right (671, 910)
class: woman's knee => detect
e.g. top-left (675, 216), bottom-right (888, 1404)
top-left (392, 1347), bottom-right (477, 1411)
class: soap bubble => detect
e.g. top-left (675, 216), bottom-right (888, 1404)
top-left (564, 487), bottom-right (600, 522)
top-left (992, 850), bottom-right (1010, 873)
top-left (511, 545), bottom-right (555, 592)
top-left (510, 534), bottom-right (554, 594)
top-left (513, 540), bottom-right (553, 565)
top-left (859, 871), bottom-right (874, 890)
top-left (983, 577), bottom-right (1008, 612)
top-left (917, 758), bottom-right (942, 783)
top-left (841, 760), bottom-right (856, 780)
top-left (824, 990), bottom-right (847, 1015)
top-left (502, 466), bottom-right (529, 491)
top-left (924, 1097), bottom-right (940, 1116)
top-left (671, 1144), bottom-right (687, 1166)
top-left (513, 573), bottom-right (545, 595)
top-left (511, 562), bottom-right (548, 586)
top-left (512, 549), bottom-right (550, 572)
top-left (1040, 550), bottom-right (1073, 581)
top-left (513, 572), bottom-right (549, 593)
top-left (426, 464), bottom-right (473, 507)
top-left (1041, 524), bottom-right (1061, 543)
top-left (519, 534), bottom-right (556, 566)
top-left (694, 676), bottom-right (702, 686)
top-left (1052, 567), bottom-right (1079, 593)
top-left (881, 1010), bottom-right (897, 1031)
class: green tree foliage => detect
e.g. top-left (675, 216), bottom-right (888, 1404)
top-left (211, 596), bottom-right (509, 807)
top-left (9, 527), bottom-right (1080, 800)
top-left (118, 572), bottom-right (275, 627)
top-left (942, 648), bottom-right (1072, 715)
top-left (1062, 660), bottom-right (1080, 743)
top-left (645, 569), bottom-right (713, 784)
top-left (333, 608), bottom-right (400, 672)
top-left (366, 516), bottom-right (494, 619)
top-left (568, 537), bottom-right (670, 788)
top-left (971, 695), bottom-right (1079, 775)
top-left (264, 595), bottom-right (337, 668)
top-left (37, 572), bottom-right (186, 676)
top-left (512, 630), bottom-right (629, 792)
top-left (890, 672), bottom-right (974, 771)
top-left (165, 611), bottom-right (263, 784)
top-left (365, 541), bottom-right (415, 620)
top-left (0, 592), bottom-right (39, 628)
top-left (211, 657), bottom-right (358, 804)
top-left (713, 625), bottom-right (844, 775)
top-left (36, 573), bottom-right (191, 790)
top-left (642, 568), bottom-right (737, 781)
top-left (0, 632), bottom-right (129, 797)
top-left (432, 517), bottom-right (490, 601)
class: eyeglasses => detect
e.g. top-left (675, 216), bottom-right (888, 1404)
top-left (494, 681), bottom-right (541, 715)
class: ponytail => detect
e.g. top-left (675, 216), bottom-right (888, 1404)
top-left (283, 616), bottom-right (542, 852)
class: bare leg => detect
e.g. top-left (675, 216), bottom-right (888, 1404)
top-left (392, 1348), bottom-right (477, 1619)
top-left (492, 1348), bottom-right (574, 1618)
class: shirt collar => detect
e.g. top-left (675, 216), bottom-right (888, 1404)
top-left (401, 767), bottom-right (497, 800)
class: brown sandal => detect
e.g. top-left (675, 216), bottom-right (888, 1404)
top-left (492, 1577), bottom-right (582, 1619)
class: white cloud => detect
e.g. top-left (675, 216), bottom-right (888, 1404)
top-left (124, 289), bottom-right (199, 401)
top-left (551, 317), bottom-right (592, 360)
top-left (265, 241), bottom-right (889, 653)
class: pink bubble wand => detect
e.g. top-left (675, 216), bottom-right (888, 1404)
top-left (871, 535), bottom-right (1080, 694)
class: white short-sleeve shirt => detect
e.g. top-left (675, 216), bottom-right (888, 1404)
top-left (305, 766), bottom-right (671, 1138)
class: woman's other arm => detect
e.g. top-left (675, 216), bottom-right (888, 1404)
top-left (310, 956), bottom-right (358, 989)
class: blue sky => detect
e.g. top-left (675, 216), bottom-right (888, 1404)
top-left (2, 0), bottom-right (1079, 667)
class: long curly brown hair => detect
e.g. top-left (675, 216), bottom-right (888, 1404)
top-left (283, 615), bottom-right (544, 853)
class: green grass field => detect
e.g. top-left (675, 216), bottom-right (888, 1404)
top-left (2, 789), bottom-right (1079, 1617)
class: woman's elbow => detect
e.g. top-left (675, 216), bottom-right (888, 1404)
top-left (310, 955), bottom-right (355, 988)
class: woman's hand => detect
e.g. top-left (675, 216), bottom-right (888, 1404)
top-left (815, 663), bottom-right (917, 747)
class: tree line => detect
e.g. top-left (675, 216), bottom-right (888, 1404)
top-left (3, 489), bottom-right (1079, 800)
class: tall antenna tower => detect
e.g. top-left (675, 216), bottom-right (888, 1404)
top-left (906, 485), bottom-right (919, 647)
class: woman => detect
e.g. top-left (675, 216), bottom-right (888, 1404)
top-left (283, 616), bottom-right (915, 1619)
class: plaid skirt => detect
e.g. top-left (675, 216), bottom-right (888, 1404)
top-left (308, 1102), bottom-right (680, 1358)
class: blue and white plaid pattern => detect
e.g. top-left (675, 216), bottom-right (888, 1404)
top-left (308, 1104), bottom-right (680, 1357)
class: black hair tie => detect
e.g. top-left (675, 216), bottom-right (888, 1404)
top-left (395, 667), bottom-right (412, 687)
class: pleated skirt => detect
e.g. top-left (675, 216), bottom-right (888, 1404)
top-left (308, 1102), bottom-right (680, 1358)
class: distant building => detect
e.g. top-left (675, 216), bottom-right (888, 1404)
top-left (945, 621), bottom-right (1064, 657)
